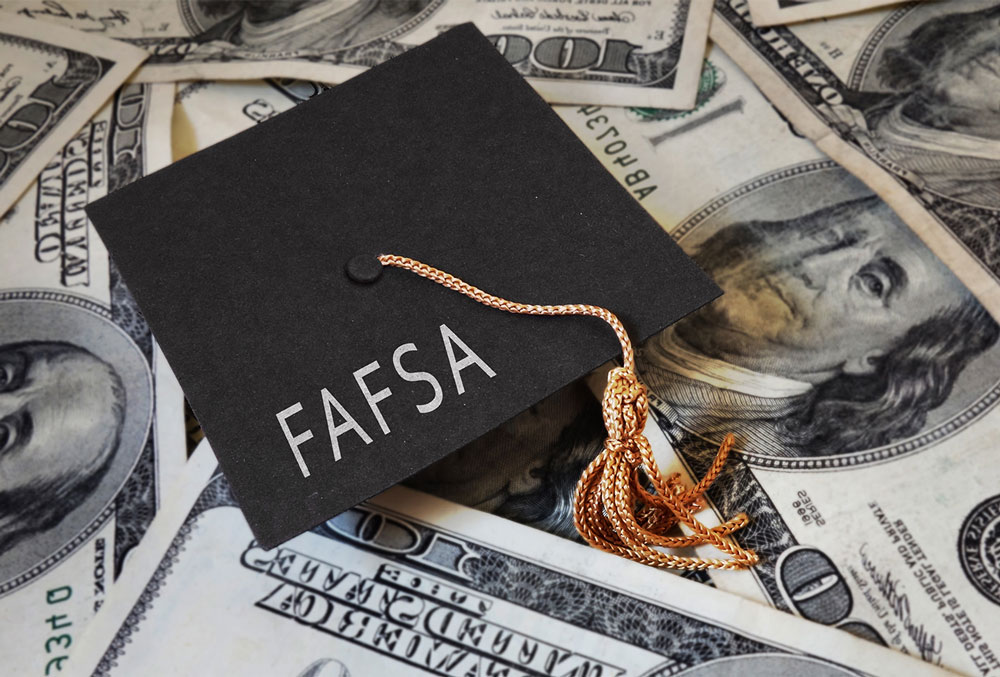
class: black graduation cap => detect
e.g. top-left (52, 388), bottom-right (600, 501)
top-left (86, 24), bottom-right (719, 548)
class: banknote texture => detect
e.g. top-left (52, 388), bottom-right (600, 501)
top-left (168, 80), bottom-right (705, 594)
top-left (710, 0), bottom-right (1000, 320)
top-left (69, 440), bottom-right (951, 677)
top-left (0, 0), bottom-right (993, 675)
top-left (552, 44), bottom-right (1000, 676)
top-left (0, 11), bottom-right (146, 218)
top-left (0, 82), bottom-right (187, 677)
top-left (747, 0), bottom-right (908, 26)
top-left (3, 0), bottom-right (712, 108)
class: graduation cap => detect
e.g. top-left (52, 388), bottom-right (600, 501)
top-left (86, 24), bottom-right (724, 550)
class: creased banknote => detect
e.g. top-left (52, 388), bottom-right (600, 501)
top-left (0, 11), bottom-right (146, 219)
top-left (747, 0), bottom-right (907, 26)
top-left (1, 0), bottom-right (711, 108)
top-left (0, 83), bottom-right (188, 677)
top-left (709, 0), bottom-right (1000, 321)
top-left (68, 439), bottom-right (952, 677)
top-left (553, 46), bottom-right (1000, 676)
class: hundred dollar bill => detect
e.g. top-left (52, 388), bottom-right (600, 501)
top-left (709, 0), bottom-right (1000, 321)
top-left (552, 47), bottom-right (1000, 676)
top-left (0, 11), bottom-right (146, 219)
top-left (70, 440), bottom-right (952, 677)
top-left (2, 0), bottom-right (712, 108)
top-left (0, 83), bottom-right (188, 677)
top-left (746, 0), bottom-right (907, 26)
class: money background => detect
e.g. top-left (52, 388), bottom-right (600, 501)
top-left (63, 444), bottom-right (954, 677)
top-left (711, 0), bottom-right (1000, 318)
top-left (0, 13), bottom-right (145, 217)
top-left (467, 47), bottom-right (1000, 674)
top-left (2, 1), bottom-right (999, 676)
top-left (0, 0), bottom-right (713, 107)
top-left (0, 82), bottom-right (188, 676)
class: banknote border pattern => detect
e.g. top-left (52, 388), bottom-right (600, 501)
top-left (512, 0), bottom-right (689, 87)
top-left (104, 83), bottom-right (160, 579)
top-left (0, 34), bottom-right (115, 182)
top-left (651, 401), bottom-right (795, 613)
top-left (130, 0), bottom-right (697, 91)
top-left (845, 8), bottom-right (912, 92)
top-left (93, 471), bottom-right (239, 677)
top-left (94, 474), bottom-right (814, 676)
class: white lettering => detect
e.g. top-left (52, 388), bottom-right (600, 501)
top-left (353, 361), bottom-right (392, 434)
top-left (321, 387), bottom-right (373, 461)
top-left (440, 324), bottom-right (496, 395)
top-left (392, 343), bottom-right (444, 414)
top-left (276, 402), bottom-right (314, 478)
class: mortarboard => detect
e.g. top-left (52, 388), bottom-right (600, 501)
top-left (86, 24), bottom-right (720, 548)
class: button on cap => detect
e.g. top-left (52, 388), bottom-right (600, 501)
top-left (346, 254), bottom-right (382, 284)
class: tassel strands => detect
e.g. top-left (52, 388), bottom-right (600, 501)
top-left (377, 253), bottom-right (758, 571)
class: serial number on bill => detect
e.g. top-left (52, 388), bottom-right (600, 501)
top-left (575, 106), bottom-right (657, 201)
top-left (793, 490), bottom-right (826, 527)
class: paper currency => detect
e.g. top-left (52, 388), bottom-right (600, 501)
top-left (172, 79), bottom-right (330, 160)
top-left (709, 0), bottom-right (1000, 321)
top-left (2, 0), bottom-right (711, 108)
top-left (0, 83), bottom-right (188, 677)
top-left (0, 11), bottom-right (146, 219)
top-left (549, 46), bottom-right (1000, 676)
top-left (68, 439), bottom-right (952, 677)
top-left (746, 0), bottom-right (907, 26)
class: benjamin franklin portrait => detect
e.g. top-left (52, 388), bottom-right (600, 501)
top-left (193, 0), bottom-right (433, 53)
top-left (857, 2), bottom-right (1000, 208)
top-left (0, 341), bottom-right (125, 554)
top-left (641, 195), bottom-right (998, 458)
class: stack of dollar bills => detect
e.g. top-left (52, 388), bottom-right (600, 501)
top-left (1, 2), bottom-right (997, 675)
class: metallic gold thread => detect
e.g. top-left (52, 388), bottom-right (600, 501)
top-left (378, 254), bottom-right (759, 571)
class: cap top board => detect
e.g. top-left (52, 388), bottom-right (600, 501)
top-left (86, 23), bottom-right (720, 547)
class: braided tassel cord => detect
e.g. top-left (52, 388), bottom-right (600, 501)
top-left (378, 254), bottom-right (758, 571)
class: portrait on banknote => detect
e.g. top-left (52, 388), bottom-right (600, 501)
top-left (711, 0), bottom-right (1000, 321)
top-left (409, 161), bottom-right (1000, 612)
top-left (413, 164), bottom-right (1000, 543)
top-left (186, 0), bottom-right (434, 54)
top-left (641, 163), bottom-right (1000, 463)
top-left (0, 296), bottom-right (152, 585)
top-left (841, 1), bottom-right (1000, 209)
